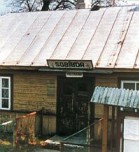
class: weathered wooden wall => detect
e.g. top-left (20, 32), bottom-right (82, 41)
top-left (0, 70), bottom-right (57, 135)
top-left (95, 75), bottom-right (118, 118)
top-left (0, 71), bottom-right (123, 136)
top-left (13, 71), bottom-right (57, 135)
top-left (13, 71), bottom-right (57, 112)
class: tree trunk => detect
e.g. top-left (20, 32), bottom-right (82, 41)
top-left (42, 0), bottom-right (50, 11)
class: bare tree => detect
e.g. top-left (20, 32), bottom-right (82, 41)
top-left (49, 0), bottom-right (77, 10)
top-left (42, 0), bottom-right (51, 10)
top-left (10, 0), bottom-right (43, 12)
top-left (9, 0), bottom-right (130, 13)
top-left (10, 0), bottom-right (76, 11)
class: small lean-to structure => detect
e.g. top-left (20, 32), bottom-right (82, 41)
top-left (91, 86), bottom-right (139, 152)
top-left (0, 5), bottom-right (139, 151)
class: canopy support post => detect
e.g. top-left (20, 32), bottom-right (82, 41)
top-left (102, 105), bottom-right (108, 152)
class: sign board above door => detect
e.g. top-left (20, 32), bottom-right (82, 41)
top-left (66, 71), bottom-right (83, 78)
top-left (47, 60), bottom-right (93, 70)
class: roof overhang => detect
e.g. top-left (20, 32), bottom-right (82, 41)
top-left (91, 86), bottom-right (139, 109)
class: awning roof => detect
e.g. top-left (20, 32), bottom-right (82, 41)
top-left (0, 6), bottom-right (139, 70)
top-left (91, 86), bottom-right (139, 108)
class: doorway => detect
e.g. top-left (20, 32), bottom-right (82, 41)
top-left (57, 76), bottom-right (94, 135)
top-left (117, 110), bottom-right (139, 152)
top-left (123, 116), bottom-right (139, 152)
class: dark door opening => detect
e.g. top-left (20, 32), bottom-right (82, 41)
top-left (57, 76), bottom-right (94, 135)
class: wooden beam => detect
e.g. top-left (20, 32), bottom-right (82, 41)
top-left (110, 106), bottom-right (115, 152)
top-left (102, 105), bottom-right (108, 152)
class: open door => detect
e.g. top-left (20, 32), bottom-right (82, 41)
top-left (123, 116), bottom-right (139, 152)
top-left (57, 77), bottom-right (94, 135)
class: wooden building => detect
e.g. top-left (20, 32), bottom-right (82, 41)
top-left (0, 5), bottom-right (139, 151)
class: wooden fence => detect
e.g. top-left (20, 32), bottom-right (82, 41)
top-left (14, 112), bottom-right (37, 145)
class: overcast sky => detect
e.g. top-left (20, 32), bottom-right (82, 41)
top-left (0, 0), bottom-right (12, 15)
top-left (0, 0), bottom-right (6, 10)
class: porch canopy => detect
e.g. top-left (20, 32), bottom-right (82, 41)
top-left (91, 86), bottom-right (139, 108)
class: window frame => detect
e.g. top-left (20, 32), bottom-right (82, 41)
top-left (121, 80), bottom-right (139, 90)
top-left (0, 76), bottom-right (11, 110)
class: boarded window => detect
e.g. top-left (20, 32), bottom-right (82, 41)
top-left (47, 80), bottom-right (55, 96)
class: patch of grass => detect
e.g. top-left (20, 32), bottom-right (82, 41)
top-left (0, 140), bottom-right (13, 152)
top-left (0, 142), bottom-right (44, 152)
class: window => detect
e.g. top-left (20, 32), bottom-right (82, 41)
top-left (121, 80), bottom-right (139, 90)
top-left (0, 77), bottom-right (11, 110)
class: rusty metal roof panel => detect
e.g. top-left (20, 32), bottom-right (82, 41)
top-left (91, 86), bottom-right (139, 109)
top-left (33, 10), bottom-right (77, 66)
top-left (66, 9), bottom-right (106, 60)
top-left (0, 13), bottom-right (40, 65)
top-left (50, 10), bottom-right (90, 60)
top-left (94, 7), bottom-right (131, 68)
top-left (116, 10), bottom-right (139, 69)
top-left (0, 6), bottom-right (139, 69)
top-left (18, 11), bottom-right (65, 66)
top-left (82, 7), bottom-right (122, 66)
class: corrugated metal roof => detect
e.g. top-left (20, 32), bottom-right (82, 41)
top-left (0, 6), bottom-right (139, 69)
top-left (91, 86), bottom-right (139, 108)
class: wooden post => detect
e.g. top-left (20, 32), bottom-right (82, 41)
top-left (116, 108), bottom-right (122, 152)
top-left (60, 142), bottom-right (64, 152)
top-left (110, 106), bottom-right (115, 152)
top-left (88, 124), bottom-right (90, 152)
top-left (40, 108), bottom-right (44, 136)
top-left (102, 105), bottom-right (108, 152)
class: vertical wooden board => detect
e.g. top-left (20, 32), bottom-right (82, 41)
top-left (43, 116), bottom-right (56, 135)
top-left (102, 105), bottom-right (108, 152)
top-left (95, 104), bottom-right (104, 118)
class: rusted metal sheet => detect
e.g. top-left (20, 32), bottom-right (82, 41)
top-left (0, 13), bottom-right (39, 65)
top-left (66, 9), bottom-right (105, 60)
top-left (33, 11), bottom-right (77, 66)
top-left (91, 86), bottom-right (139, 108)
top-left (115, 9), bottom-right (139, 69)
top-left (0, 6), bottom-right (139, 70)
top-left (50, 10), bottom-right (90, 59)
